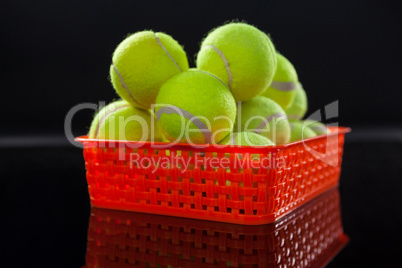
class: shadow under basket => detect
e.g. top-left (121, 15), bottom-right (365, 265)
top-left (76, 126), bottom-right (350, 225)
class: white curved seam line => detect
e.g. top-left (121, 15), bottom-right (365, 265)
top-left (254, 113), bottom-right (288, 134)
top-left (95, 104), bottom-right (130, 138)
top-left (270, 81), bottom-right (297, 92)
top-left (154, 33), bottom-right (182, 72)
top-left (286, 114), bottom-right (302, 120)
top-left (112, 64), bottom-right (143, 107)
top-left (289, 123), bottom-right (295, 132)
top-left (155, 105), bottom-right (212, 144)
top-left (196, 70), bottom-right (229, 89)
top-left (205, 44), bottom-right (233, 90)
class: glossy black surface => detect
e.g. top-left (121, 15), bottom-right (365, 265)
top-left (1, 137), bottom-right (402, 267)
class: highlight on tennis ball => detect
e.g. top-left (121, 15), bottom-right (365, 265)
top-left (110, 30), bottom-right (189, 109)
top-left (196, 22), bottom-right (277, 102)
top-left (87, 22), bottom-right (331, 146)
top-left (88, 100), bottom-right (162, 142)
top-left (155, 69), bottom-right (236, 145)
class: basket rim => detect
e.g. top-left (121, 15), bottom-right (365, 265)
top-left (75, 126), bottom-right (351, 153)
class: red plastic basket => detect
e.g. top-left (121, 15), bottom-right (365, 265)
top-left (76, 126), bottom-right (350, 225)
top-left (85, 188), bottom-right (348, 268)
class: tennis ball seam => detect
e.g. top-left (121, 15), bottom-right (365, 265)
top-left (254, 112), bottom-right (287, 135)
top-left (94, 104), bottom-right (130, 138)
top-left (111, 31), bottom-right (185, 110)
top-left (111, 64), bottom-right (146, 108)
top-left (195, 69), bottom-right (229, 90)
top-left (270, 81), bottom-right (297, 92)
top-left (204, 44), bottom-right (233, 90)
top-left (290, 123), bottom-right (295, 131)
top-left (155, 105), bottom-right (212, 143)
top-left (153, 33), bottom-right (182, 72)
top-left (287, 114), bottom-right (302, 120)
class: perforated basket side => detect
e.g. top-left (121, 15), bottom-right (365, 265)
top-left (78, 127), bottom-right (350, 225)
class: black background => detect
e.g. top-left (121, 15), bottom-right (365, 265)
top-left (1, 0), bottom-right (402, 267)
top-left (1, 0), bottom-right (402, 135)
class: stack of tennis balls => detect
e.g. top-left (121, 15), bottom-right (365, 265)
top-left (88, 22), bottom-right (329, 146)
top-left (89, 30), bottom-right (189, 141)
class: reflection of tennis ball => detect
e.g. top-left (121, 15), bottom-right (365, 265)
top-left (234, 96), bottom-right (290, 145)
top-left (219, 132), bottom-right (275, 146)
top-left (196, 22), bottom-right (277, 102)
top-left (110, 31), bottom-right (189, 109)
top-left (88, 100), bottom-right (162, 141)
top-left (155, 69), bottom-right (236, 144)
top-left (289, 121), bottom-right (316, 142)
top-left (285, 83), bottom-right (307, 121)
top-left (303, 120), bottom-right (329, 135)
top-left (260, 53), bottom-right (298, 110)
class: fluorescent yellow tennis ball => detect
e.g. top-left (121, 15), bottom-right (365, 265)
top-left (285, 83), bottom-right (308, 121)
top-left (88, 100), bottom-right (162, 141)
top-left (234, 96), bottom-right (291, 145)
top-left (260, 53), bottom-right (298, 110)
top-left (219, 132), bottom-right (275, 146)
top-left (161, 135), bottom-right (170, 142)
top-left (196, 22), bottom-right (277, 102)
top-left (302, 120), bottom-right (329, 135)
top-left (110, 31), bottom-right (189, 109)
top-left (289, 121), bottom-right (317, 142)
top-left (155, 69), bottom-right (236, 144)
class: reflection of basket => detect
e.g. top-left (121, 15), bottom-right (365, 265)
top-left (85, 188), bottom-right (348, 268)
top-left (76, 127), bottom-right (350, 225)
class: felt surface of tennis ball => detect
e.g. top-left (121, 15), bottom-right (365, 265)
top-left (196, 22), bottom-right (277, 102)
top-left (219, 132), bottom-right (275, 146)
top-left (161, 135), bottom-right (170, 142)
top-left (303, 120), bottom-right (329, 135)
top-left (110, 31), bottom-right (189, 109)
top-left (155, 69), bottom-right (236, 144)
top-left (234, 96), bottom-right (290, 145)
top-left (88, 100), bottom-right (162, 141)
top-left (260, 53), bottom-right (298, 110)
top-left (289, 121), bottom-right (317, 142)
top-left (285, 83), bottom-right (308, 121)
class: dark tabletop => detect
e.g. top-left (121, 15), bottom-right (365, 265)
top-left (1, 132), bottom-right (402, 267)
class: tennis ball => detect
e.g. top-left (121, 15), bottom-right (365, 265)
top-left (303, 120), bottom-right (329, 135)
top-left (161, 135), bottom-right (170, 142)
top-left (260, 53), bottom-right (298, 110)
top-left (196, 22), bottom-right (277, 102)
top-left (219, 132), bottom-right (275, 146)
top-left (110, 31), bottom-right (189, 109)
top-left (289, 121), bottom-right (317, 142)
top-left (285, 83), bottom-right (308, 121)
top-left (234, 96), bottom-right (291, 145)
top-left (155, 69), bottom-right (236, 144)
top-left (88, 100), bottom-right (162, 141)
